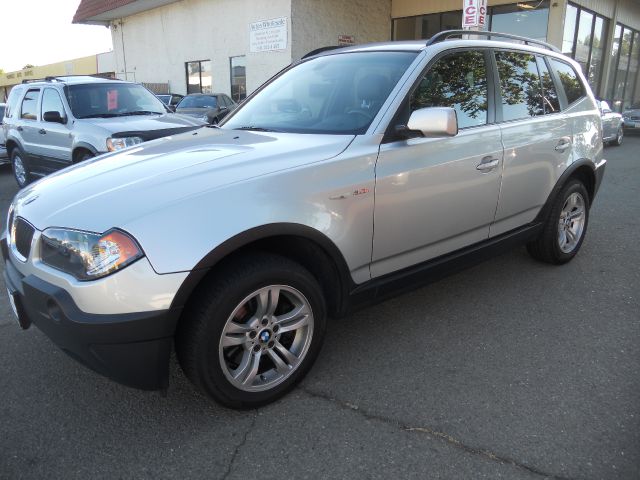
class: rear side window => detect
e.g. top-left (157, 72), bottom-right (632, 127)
top-left (495, 51), bottom-right (543, 121)
top-left (5, 87), bottom-right (23, 118)
top-left (411, 50), bottom-right (488, 129)
top-left (549, 59), bottom-right (586, 105)
top-left (20, 89), bottom-right (40, 120)
top-left (537, 58), bottom-right (560, 114)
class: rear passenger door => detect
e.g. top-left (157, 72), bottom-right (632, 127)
top-left (490, 50), bottom-right (572, 236)
top-left (372, 50), bottom-right (504, 277)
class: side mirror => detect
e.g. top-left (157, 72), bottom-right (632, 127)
top-left (43, 111), bottom-right (66, 124)
top-left (403, 107), bottom-right (458, 138)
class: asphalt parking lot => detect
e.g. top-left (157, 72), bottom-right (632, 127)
top-left (1, 137), bottom-right (639, 480)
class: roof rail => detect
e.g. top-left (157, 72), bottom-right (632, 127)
top-left (302, 46), bottom-right (343, 59)
top-left (20, 74), bottom-right (112, 84)
top-left (426, 30), bottom-right (561, 53)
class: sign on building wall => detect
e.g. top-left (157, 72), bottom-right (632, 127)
top-left (338, 35), bottom-right (355, 46)
top-left (462, 0), bottom-right (487, 29)
top-left (249, 17), bottom-right (288, 52)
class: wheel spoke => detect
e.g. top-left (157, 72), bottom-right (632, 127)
top-left (558, 229), bottom-right (567, 248)
top-left (274, 341), bottom-right (300, 367)
top-left (255, 288), bottom-right (280, 317)
top-left (567, 207), bottom-right (584, 220)
top-left (231, 350), bottom-right (252, 380)
top-left (225, 321), bottom-right (253, 335)
top-left (566, 228), bottom-right (577, 244)
top-left (239, 350), bottom-right (262, 386)
top-left (266, 349), bottom-right (291, 375)
top-left (273, 304), bottom-right (310, 333)
top-left (222, 332), bottom-right (248, 348)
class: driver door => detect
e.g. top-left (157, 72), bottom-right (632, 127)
top-left (371, 49), bottom-right (504, 277)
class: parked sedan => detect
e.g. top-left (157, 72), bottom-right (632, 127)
top-left (598, 100), bottom-right (624, 146)
top-left (622, 102), bottom-right (640, 134)
top-left (0, 103), bottom-right (8, 164)
top-left (175, 93), bottom-right (236, 124)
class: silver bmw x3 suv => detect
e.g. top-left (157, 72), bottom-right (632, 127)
top-left (3, 31), bottom-right (606, 408)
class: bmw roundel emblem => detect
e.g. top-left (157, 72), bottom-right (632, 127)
top-left (259, 330), bottom-right (271, 343)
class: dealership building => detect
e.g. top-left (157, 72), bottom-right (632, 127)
top-left (73, 0), bottom-right (640, 110)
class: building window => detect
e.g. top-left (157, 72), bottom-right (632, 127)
top-left (186, 60), bottom-right (212, 94)
top-left (489, 1), bottom-right (549, 42)
top-left (230, 56), bottom-right (247, 102)
top-left (607, 24), bottom-right (640, 111)
top-left (561, 3), bottom-right (608, 96)
top-left (392, 2), bottom-right (548, 42)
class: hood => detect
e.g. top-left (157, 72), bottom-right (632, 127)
top-left (14, 127), bottom-right (355, 233)
top-left (175, 108), bottom-right (213, 119)
top-left (76, 112), bottom-right (206, 137)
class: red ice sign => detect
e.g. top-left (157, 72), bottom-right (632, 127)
top-left (107, 89), bottom-right (118, 111)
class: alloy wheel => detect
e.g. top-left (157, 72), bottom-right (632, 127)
top-left (558, 192), bottom-right (586, 253)
top-left (218, 285), bottom-right (314, 392)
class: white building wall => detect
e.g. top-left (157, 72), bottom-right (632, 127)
top-left (291, 0), bottom-right (392, 61)
top-left (110, 0), bottom-right (292, 95)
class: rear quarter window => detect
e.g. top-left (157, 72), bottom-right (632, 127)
top-left (549, 58), bottom-right (586, 105)
top-left (4, 87), bottom-right (24, 118)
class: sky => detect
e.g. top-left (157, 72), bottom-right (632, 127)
top-left (0, 0), bottom-right (113, 73)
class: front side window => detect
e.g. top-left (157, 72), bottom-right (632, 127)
top-left (41, 88), bottom-right (66, 119)
top-left (65, 83), bottom-right (166, 118)
top-left (20, 89), bottom-right (40, 120)
top-left (223, 51), bottom-right (417, 135)
top-left (496, 51), bottom-right (543, 121)
top-left (549, 59), bottom-right (586, 105)
top-left (410, 50), bottom-right (488, 129)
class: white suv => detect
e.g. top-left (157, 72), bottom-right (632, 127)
top-left (3, 32), bottom-right (606, 408)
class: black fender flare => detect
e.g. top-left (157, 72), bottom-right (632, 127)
top-left (534, 159), bottom-right (597, 223)
top-left (72, 142), bottom-right (99, 161)
top-left (170, 223), bottom-right (353, 312)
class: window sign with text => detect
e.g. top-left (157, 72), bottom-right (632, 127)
top-left (462, 0), bottom-right (487, 29)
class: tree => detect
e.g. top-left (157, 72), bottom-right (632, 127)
top-left (22, 64), bottom-right (34, 70)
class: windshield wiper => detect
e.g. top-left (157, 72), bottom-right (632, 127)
top-left (233, 126), bottom-right (281, 132)
top-left (126, 110), bottom-right (163, 116)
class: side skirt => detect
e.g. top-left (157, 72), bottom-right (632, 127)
top-left (346, 223), bottom-right (543, 313)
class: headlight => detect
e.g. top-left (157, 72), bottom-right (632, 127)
top-left (106, 136), bottom-right (144, 151)
top-left (40, 228), bottom-right (143, 281)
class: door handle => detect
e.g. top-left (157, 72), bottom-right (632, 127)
top-left (17, 126), bottom-right (23, 132)
top-left (555, 137), bottom-right (572, 152)
top-left (476, 156), bottom-right (500, 172)
top-left (39, 129), bottom-right (47, 135)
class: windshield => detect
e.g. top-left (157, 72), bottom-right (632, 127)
top-left (177, 95), bottom-right (218, 109)
top-left (222, 51), bottom-right (418, 134)
top-left (65, 83), bottom-right (166, 118)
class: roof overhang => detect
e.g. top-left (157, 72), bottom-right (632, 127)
top-left (73, 0), bottom-right (182, 25)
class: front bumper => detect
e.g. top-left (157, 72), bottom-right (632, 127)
top-left (2, 235), bottom-right (182, 390)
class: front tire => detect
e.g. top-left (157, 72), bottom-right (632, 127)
top-left (613, 126), bottom-right (624, 146)
top-left (176, 253), bottom-right (327, 409)
top-left (527, 179), bottom-right (590, 264)
top-left (11, 149), bottom-right (32, 188)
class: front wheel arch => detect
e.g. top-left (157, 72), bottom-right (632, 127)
top-left (170, 225), bottom-right (353, 320)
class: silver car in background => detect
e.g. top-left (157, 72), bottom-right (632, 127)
top-left (598, 100), bottom-right (624, 146)
top-left (3, 31), bottom-right (606, 409)
top-left (0, 103), bottom-right (8, 164)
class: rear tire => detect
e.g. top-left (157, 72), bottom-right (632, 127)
top-left (11, 149), bottom-right (32, 188)
top-left (527, 179), bottom-right (590, 264)
top-left (176, 253), bottom-right (327, 409)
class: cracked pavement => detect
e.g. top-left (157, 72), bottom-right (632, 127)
top-left (1, 136), bottom-right (639, 479)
